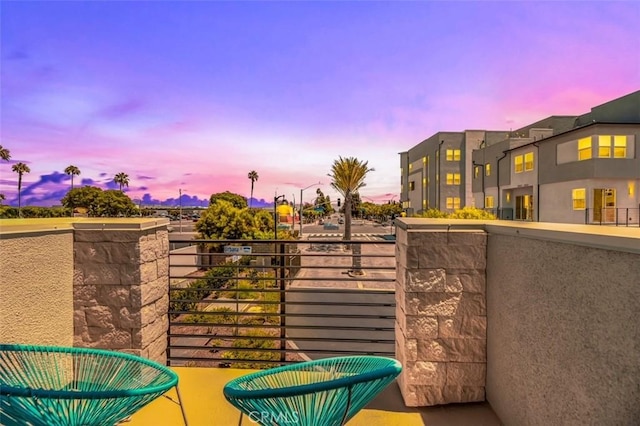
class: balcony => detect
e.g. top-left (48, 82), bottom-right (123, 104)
top-left (128, 367), bottom-right (500, 425)
top-left (1, 217), bottom-right (639, 425)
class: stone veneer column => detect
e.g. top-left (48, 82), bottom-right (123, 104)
top-left (73, 223), bottom-right (169, 364)
top-left (395, 228), bottom-right (487, 406)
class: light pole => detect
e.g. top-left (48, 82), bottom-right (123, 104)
top-left (299, 182), bottom-right (322, 238)
top-left (273, 194), bottom-right (285, 239)
top-left (179, 188), bottom-right (183, 233)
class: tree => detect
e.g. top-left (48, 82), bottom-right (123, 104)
top-left (209, 191), bottom-right (248, 209)
top-left (12, 162), bottom-right (30, 216)
top-left (93, 190), bottom-right (137, 217)
top-left (328, 157), bottom-right (374, 241)
top-left (0, 145), bottom-right (10, 161)
top-left (64, 165), bottom-right (81, 190)
top-left (247, 170), bottom-right (259, 208)
top-left (61, 186), bottom-right (136, 217)
top-left (114, 172), bottom-right (129, 191)
top-left (0, 193), bottom-right (5, 205)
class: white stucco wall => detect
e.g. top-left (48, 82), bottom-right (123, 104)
top-left (0, 229), bottom-right (74, 346)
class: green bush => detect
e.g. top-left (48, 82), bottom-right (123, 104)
top-left (184, 307), bottom-right (235, 325)
top-left (221, 329), bottom-right (279, 368)
top-left (449, 207), bottom-right (497, 220)
top-left (415, 208), bottom-right (449, 218)
top-left (221, 280), bottom-right (258, 300)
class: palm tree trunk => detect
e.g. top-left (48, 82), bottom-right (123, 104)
top-left (17, 174), bottom-right (22, 217)
top-left (250, 182), bottom-right (254, 208)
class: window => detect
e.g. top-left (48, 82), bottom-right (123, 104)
top-left (524, 152), bottom-right (534, 171)
top-left (474, 166), bottom-right (480, 179)
top-left (409, 181), bottom-right (415, 191)
top-left (422, 177), bottom-right (426, 186)
top-left (446, 173), bottom-right (461, 185)
top-left (572, 188), bottom-right (586, 210)
top-left (409, 163), bottom-right (413, 170)
top-left (446, 197), bottom-right (461, 209)
top-left (514, 155), bottom-right (524, 173)
top-left (599, 136), bottom-right (611, 158)
top-left (614, 136), bottom-right (627, 158)
top-left (598, 135), bottom-right (627, 158)
top-left (485, 163), bottom-right (491, 176)
top-left (446, 149), bottom-right (461, 161)
top-left (422, 156), bottom-right (427, 164)
top-left (423, 199), bottom-right (427, 207)
top-left (578, 137), bottom-right (592, 160)
top-left (485, 196), bottom-right (495, 208)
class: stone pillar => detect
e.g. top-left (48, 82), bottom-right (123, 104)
top-left (73, 223), bottom-right (170, 364)
top-left (395, 229), bottom-right (487, 406)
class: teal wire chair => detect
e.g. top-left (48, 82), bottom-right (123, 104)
top-left (0, 344), bottom-right (187, 426)
top-left (223, 355), bottom-right (402, 426)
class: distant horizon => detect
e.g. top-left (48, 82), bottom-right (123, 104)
top-left (2, 1), bottom-right (639, 208)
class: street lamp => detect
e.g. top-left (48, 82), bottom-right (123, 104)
top-left (273, 194), bottom-right (285, 239)
top-left (299, 182), bottom-right (322, 238)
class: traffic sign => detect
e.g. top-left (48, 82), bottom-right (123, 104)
top-left (224, 246), bottom-right (252, 254)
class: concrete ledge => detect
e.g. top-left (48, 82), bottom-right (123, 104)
top-left (395, 218), bottom-right (640, 255)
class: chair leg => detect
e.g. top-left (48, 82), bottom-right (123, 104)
top-left (175, 385), bottom-right (189, 426)
top-left (340, 385), bottom-right (353, 426)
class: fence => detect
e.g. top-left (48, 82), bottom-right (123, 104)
top-left (167, 237), bottom-right (396, 368)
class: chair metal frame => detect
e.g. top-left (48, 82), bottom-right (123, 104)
top-left (223, 355), bottom-right (402, 426)
top-left (0, 344), bottom-right (188, 426)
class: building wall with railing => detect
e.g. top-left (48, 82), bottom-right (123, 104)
top-left (395, 219), bottom-right (640, 424)
top-left (0, 218), bottom-right (170, 364)
top-left (484, 223), bottom-right (640, 425)
top-left (0, 224), bottom-right (75, 346)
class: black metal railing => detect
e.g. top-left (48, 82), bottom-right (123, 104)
top-left (167, 237), bottom-right (396, 368)
top-left (584, 207), bottom-right (640, 227)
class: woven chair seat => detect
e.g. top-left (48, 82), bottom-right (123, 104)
top-left (0, 344), bottom-right (179, 426)
top-left (223, 355), bottom-right (402, 426)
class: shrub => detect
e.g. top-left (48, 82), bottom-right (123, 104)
top-left (449, 206), bottom-right (497, 220)
top-left (415, 208), bottom-right (449, 218)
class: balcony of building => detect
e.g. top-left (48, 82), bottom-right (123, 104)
top-left (1, 217), bottom-right (638, 425)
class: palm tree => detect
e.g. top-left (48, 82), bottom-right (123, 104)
top-left (0, 145), bottom-right (10, 161)
top-left (0, 193), bottom-right (5, 205)
top-left (12, 162), bottom-right (30, 217)
top-left (328, 156), bottom-right (374, 240)
top-left (328, 157), bottom-right (374, 274)
top-left (247, 170), bottom-right (259, 208)
top-left (114, 172), bottom-right (130, 191)
top-left (64, 165), bottom-right (81, 190)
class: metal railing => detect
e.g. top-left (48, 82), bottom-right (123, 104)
top-left (167, 237), bottom-right (396, 368)
top-left (584, 207), bottom-right (640, 227)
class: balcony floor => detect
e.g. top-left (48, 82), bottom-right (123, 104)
top-left (129, 367), bottom-right (502, 426)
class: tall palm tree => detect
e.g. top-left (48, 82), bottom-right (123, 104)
top-left (247, 170), bottom-right (259, 208)
top-left (328, 156), bottom-right (374, 241)
top-left (64, 165), bottom-right (81, 190)
top-left (114, 172), bottom-right (130, 191)
top-left (328, 157), bottom-right (374, 275)
top-left (12, 162), bottom-right (30, 217)
top-left (0, 145), bottom-right (10, 161)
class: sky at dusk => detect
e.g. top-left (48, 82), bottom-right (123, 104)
top-left (1, 1), bottom-right (639, 208)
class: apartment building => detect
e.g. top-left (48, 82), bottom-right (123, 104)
top-left (402, 90), bottom-right (640, 224)
top-left (399, 130), bottom-right (507, 215)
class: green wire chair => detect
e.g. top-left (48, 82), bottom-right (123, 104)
top-left (223, 355), bottom-right (402, 426)
top-left (0, 344), bottom-right (187, 426)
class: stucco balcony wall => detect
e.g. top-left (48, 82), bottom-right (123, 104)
top-left (395, 218), bottom-right (640, 425)
top-left (0, 222), bottom-right (75, 346)
top-left (0, 218), bottom-right (170, 364)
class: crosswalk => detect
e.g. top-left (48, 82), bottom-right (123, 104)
top-left (305, 233), bottom-right (390, 240)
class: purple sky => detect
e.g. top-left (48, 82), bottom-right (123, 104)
top-left (2, 1), bottom-right (639, 207)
